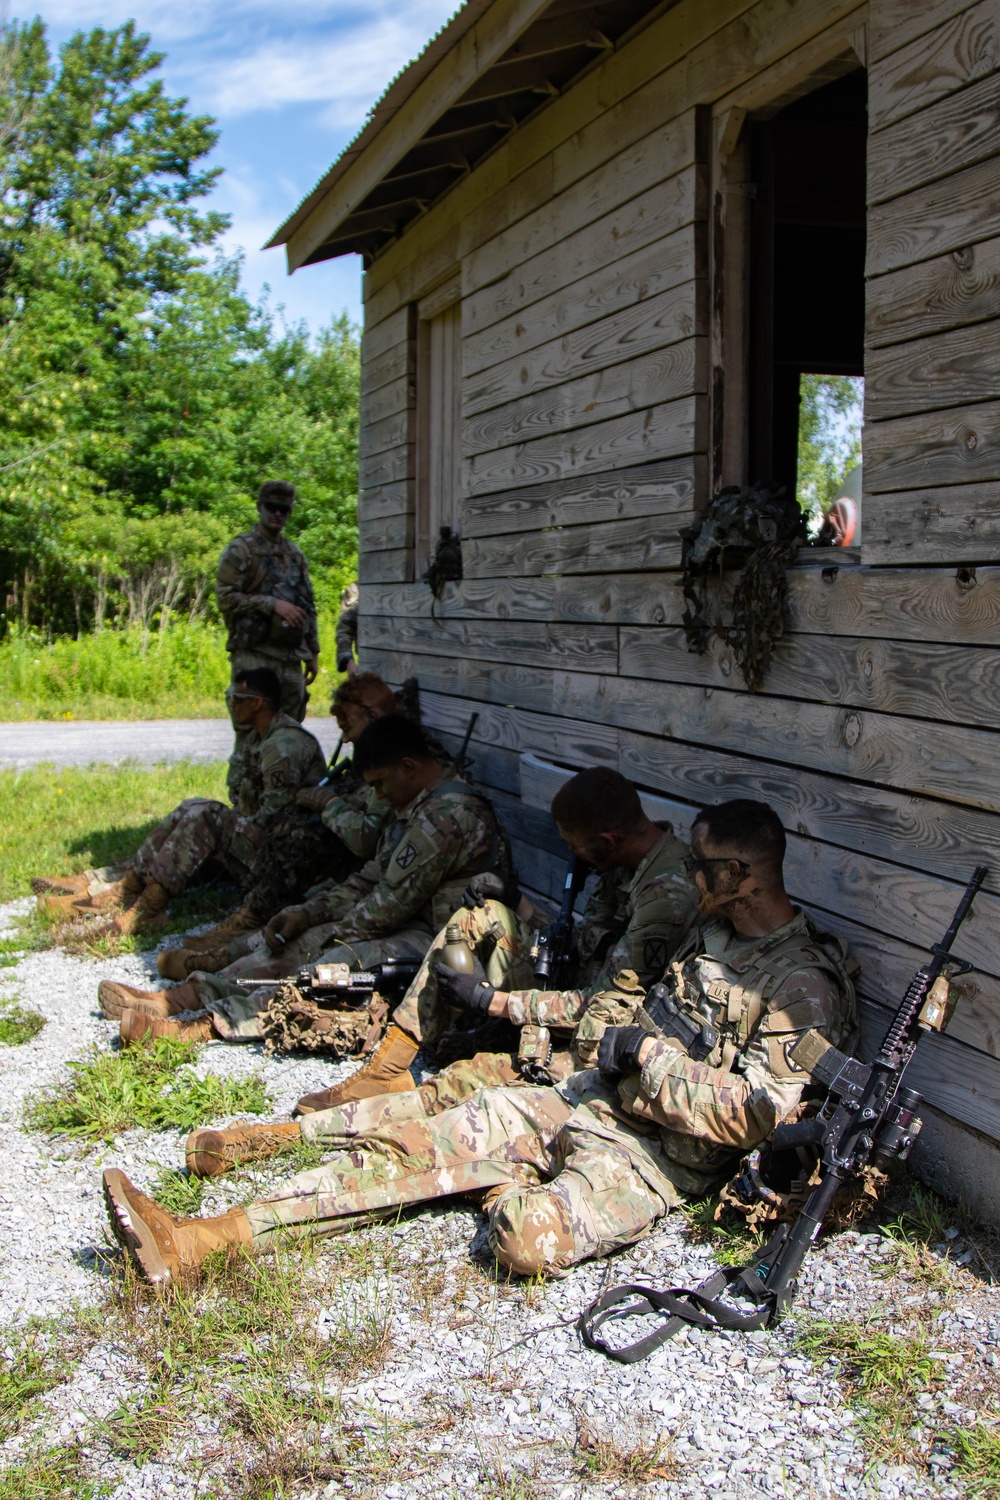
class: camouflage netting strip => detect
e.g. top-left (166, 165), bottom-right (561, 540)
top-left (260, 981), bottom-right (389, 1058)
top-left (724, 538), bottom-right (801, 693)
top-left (718, 1157), bottom-right (887, 1230)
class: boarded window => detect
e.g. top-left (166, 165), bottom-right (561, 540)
top-left (415, 286), bottom-right (462, 570)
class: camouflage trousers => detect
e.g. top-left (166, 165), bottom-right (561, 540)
top-left (130, 798), bottom-right (259, 896)
top-left (392, 899), bottom-right (536, 1049)
top-left (243, 811), bottom-right (359, 921)
top-left (189, 929), bottom-right (433, 1041)
top-left (245, 1072), bottom-right (674, 1276)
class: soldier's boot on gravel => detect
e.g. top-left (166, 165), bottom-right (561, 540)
top-left (185, 1122), bottom-right (301, 1179)
top-left (180, 905), bottom-right (264, 953)
top-left (109, 881), bottom-right (172, 938)
top-left (72, 869), bottom-right (145, 917)
top-left (157, 943), bottom-right (231, 981)
top-left (103, 1168), bottom-right (253, 1286)
top-left (98, 979), bottom-right (203, 1021)
top-left (119, 1007), bottom-right (215, 1047)
top-left (295, 1024), bottom-right (419, 1115)
top-left (39, 891), bottom-right (89, 918)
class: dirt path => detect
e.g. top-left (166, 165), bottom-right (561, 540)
top-left (0, 717), bottom-right (342, 768)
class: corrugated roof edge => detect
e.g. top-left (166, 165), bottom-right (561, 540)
top-left (265, 0), bottom-right (493, 251)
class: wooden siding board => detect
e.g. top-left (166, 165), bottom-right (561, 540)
top-left (358, 512), bottom-right (412, 552)
top-left (461, 513), bottom-right (688, 576)
top-left (416, 688), bottom-right (620, 767)
top-left (358, 548), bottom-right (411, 584)
top-left (863, 482), bottom-right (1000, 564)
top-left (869, 0), bottom-right (990, 65)
top-left (869, 70), bottom-right (1000, 206)
top-left (461, 457), bottom-right (700, 538)
top-left (362, 614), bottom-right (619, 674)
top-left (863, 398), bottom-right (1000, 493)
top-left (867, 152), bottom-right (1000, 277)
top-left (869, 0), bottom-right (1000, 132)
top-left (359, 441), bottom-right (412, 490)
top-left (865, 235), bottom-right (1000, 349)
top-left (358, 479), bottom-right (411, 523)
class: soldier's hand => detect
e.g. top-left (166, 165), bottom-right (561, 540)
top-left (461, 872), bottom-right (521, 910)
top-left (597, 1026), bottom-right (648, 1078)
top-left (304, 655), bottom-right (319, 685)
top-left (296, 786), bottom-right (336, 811)
top-left (265, 906), bottom-right (312, 952)
top-left (273, 599), bottom-right (307, 629)
top-left (434, 961), bottom-right (496, 1016)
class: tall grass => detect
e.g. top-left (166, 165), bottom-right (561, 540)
top-left (0, 615), bottom-right (346, 721)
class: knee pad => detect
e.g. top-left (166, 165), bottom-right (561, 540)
top-left (488, 1185), bottom-right (575, 1276)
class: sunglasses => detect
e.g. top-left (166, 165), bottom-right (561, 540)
top-left (683, 854), bottom-right (751, 877)
top-left (225, 689), bottom-right (260, 703)
top-left (262, 501), bottom-right (292, 516)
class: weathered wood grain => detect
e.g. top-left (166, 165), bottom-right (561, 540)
top-left (856, 1006), bottom-right (1000, 1138)
top-left (359, 440), bottom-right (412, 491)
top-left (869, 70), bottom-right (1000, 204)
top-left (862, 481), bottom-right (1000, 564)
top-left (358, 512), bottom-right (412, 553)
top-left (869, 0), bottom-right (999, 130)
top-left (363, 374), bottom-right (413, 431)
top-left (362, 613), bottom-right (619, 675)
top-left (464, 225), bottom-right (699, 376)
top-left (461, 457), bottom-right (699, 538)
top-left (863, 398), bottom-right (1000, 493)
top-left (359, 407), bottom-right (411, 463)
top-left (358, 548), bottom-right (412, 585)
top-left (866, 236), bottom-right (1000, 348)
top-left (464, 338), bottom-right (705, 457)
top-left (617, 728), bottom-right (1000, 898)
top-left (362, 564), bottom-right (1000, 647)
top-left (358, 479), bottom-right (411, 523)
top-left (867, 317), bottom-right (1000, 420)
top-left (361, 307), bottom-right (410, 367)
top-left (870, 0), bottom-right (991, 64)
top-left (416, 687), bottom-right (620, 767)
top-left (460, 512), bottom-right (688, 576)
top-left (620, 623), bottom-right (1000, 730)
top-left (867, 153), bottom-right (1000, 276)
top-left (463, 396), bottom-right (702, 498)
top-left (360, 339), bottom-right (411, 401)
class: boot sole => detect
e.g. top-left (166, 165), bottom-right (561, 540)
top-left (103, 1169), bottom-right (173, 1286)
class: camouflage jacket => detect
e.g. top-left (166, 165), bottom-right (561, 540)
top-left (299, 775), bottom-right (514, 943)
top-left (217, 525), bottom-right (320, 661)
top-left (320, 754), bottom-right (393, 860)
top-left (235, 714), bottom-right (327, 824)
top-left (335, 581), bottom-right (358, 671)
top-left (506, 826), bottom-right (697, 1030)
top-left (568, 909), bottom-right (859, 1197)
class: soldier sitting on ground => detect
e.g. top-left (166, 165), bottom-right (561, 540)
top-left (103, 798), bottom-right (859, 1287)
top-left (155, 672), bottom-right (399, 979)
top-left (68, 669), bottom-right (327, 938)
top-left (99, 715), bottom-right (516, 1046)
top-left (283, 766), bottom-right (698, 1118)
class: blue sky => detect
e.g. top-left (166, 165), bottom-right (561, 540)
top-left (20, 0), bottom-right (459, 335)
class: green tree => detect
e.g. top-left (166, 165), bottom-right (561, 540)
top-left (796, 374), bottom-right (863, 525)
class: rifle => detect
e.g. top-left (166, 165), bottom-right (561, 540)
top-left (531, 855), bottom-right (589, 989)
top-left (316, 731), bottom-right (346, 789)
top-left (579, 865), bottom-right (988, 1362)
top-left (235, 956), bottom-right (421, 1005)
top-left (454, 711), bottom-right (479, 778)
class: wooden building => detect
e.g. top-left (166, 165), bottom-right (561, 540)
top-left (270, 0), bottom-right (1000, 1212)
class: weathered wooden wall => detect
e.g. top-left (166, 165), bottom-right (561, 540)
top-left (354, 0), bottom-right (1000, 1154)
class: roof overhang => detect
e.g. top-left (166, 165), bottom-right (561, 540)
top-left (268, 0), bottom-right (679, 270)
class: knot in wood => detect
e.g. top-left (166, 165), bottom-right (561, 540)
top-left (956, 567), bottom-right (978, 592)
top-left (962, 428), bottom-right (979, 452)
top-left (843, 713), bottom-right (862, 748)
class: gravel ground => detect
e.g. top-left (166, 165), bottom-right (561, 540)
top-left (1, 894), bottom-right (998, 1500)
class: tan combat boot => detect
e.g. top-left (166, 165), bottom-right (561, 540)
top-left (39, 891), bottom-right (89, 919)
top-left (98, 979), bottom-right (204, 1021)
top-left (103, 1168), bottom-right (253, 1286)
top-left (109, 881), bottom-right (172, 938)
top-left (119, 1008), bottom-right (216, 1047)
top-left (72, 869), bottom-right (145, 917)
top-left (157, 944), bottom-right (232, 981)
top-left (181, 906), bottom-right (264, 953)
top-left (185, 1121), bottom-right (301, 1179)
top-left (32, 872), bottom-right (92, 897)
top-left (295, 1024), bottom-right (419, 1115)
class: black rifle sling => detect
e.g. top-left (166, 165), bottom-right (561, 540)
top-left (578, 1227), bottom-right (786, 1363)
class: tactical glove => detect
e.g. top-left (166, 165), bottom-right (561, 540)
top-left (265, 905), bottom-right (312, 953)
top-left (434, 962), bottom-right (496, 1016)
top-left (462, 871), bottom-right (521, 910)
top-left (295, 786), bottom-right (336, 812)
top-left (596, 1025), bottom-right (648, 1078)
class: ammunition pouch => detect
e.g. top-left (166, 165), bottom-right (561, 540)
top-left (515, 1024), bottom-right (573, 1084)
top-left (644, 982), bottom-right (718, 1061)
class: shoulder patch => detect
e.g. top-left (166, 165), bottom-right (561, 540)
top-left (641, 937), bottom-right (670, 976)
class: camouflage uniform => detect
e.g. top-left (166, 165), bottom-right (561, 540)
top-left (242, 910), bottom-right (858, 1277)
top-left (241, 756), bottom-right (392, 919)
top-left (335, 581), bottom-right (359, 673)
top-left (189, 775), bottom-right (515, 1039)
top-left (130, 715), bottom-right (325, 896)
top-left (217, 523), bottom-right (320, 715)
top-left (390, 824), bottom-right (696, 1053)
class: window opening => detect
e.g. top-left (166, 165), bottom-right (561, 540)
top-left (415, 296), bottom-right (462, 571)
top-left (748, 69), bottom-right (867, 542)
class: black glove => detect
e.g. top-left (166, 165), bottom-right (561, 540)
top-left (434, 962), bottom-right (496, 1016)
top-left (462, 871), bottom-right (521, 910)
top-left (597, 1026), bottom-right (648, 1078)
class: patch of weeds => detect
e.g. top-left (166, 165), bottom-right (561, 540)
top-left (0, 997), bottom-right (46, 1046)
top-left (0, 1323), bottom-right (67, 1439)
top-left (576, 1421), bottom-right (678, 1483)
top-left (798, 1316), bottom-right (946, 1462)
top-left (24, 1035), bottom-right (269, 1140)
top-left (317, 1274), bottom-right (394, 1376)
top-left (0, 1444), bottom-right (92, 1500)
top-left (680, 1194), bottom-right (764, 1267)
top-left (99, 1387), bottom-right (181, 1465)
top-left (946, 1414), bottom-right (1000, 1496)
top-left (0, 937), bottom-right (24, 969)
top-left (150, 1166), bottom-right (206, 1217)
top-left (474, 1455), bottom-right (537, 1500)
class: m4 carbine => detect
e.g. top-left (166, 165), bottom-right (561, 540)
top-left (531, 855), bottom-right (589, 989)
top-left (580, 866), bottom-right (988, 1362)
top-left (236, 957), bottom-right (421, 1004)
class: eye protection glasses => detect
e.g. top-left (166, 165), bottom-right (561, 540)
top-left (683, 854), bottom-right (751, 877)
top-left (262, 501), bottom-right (292, 516)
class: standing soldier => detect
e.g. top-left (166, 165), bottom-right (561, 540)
top-left (335, 580), bottom-right (359, 676)
top-left (217, 482), bottom-right (320, 790)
